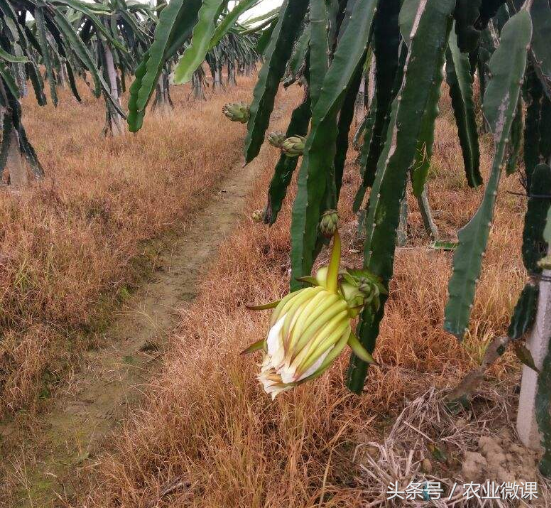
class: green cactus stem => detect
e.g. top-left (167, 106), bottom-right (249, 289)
top-left (347, 0), bottom-right (456, 393)
top-left (536, 345), bottom-right (551, 477)
top-left (444, 8), bottom-right (532, 339)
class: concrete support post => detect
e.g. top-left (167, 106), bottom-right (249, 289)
top-left (517, 268), bottom-right (551, 449)
top-left (103, 43), bottom-right (124, 137)
top-left (6, 129), bottom-right (28, 188)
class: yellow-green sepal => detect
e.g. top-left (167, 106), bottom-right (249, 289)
top-left (348, 331), bottom-right (376, 364)
top-left (246, 300), bottom-right (281, 310)
top-left (295, 276), bottom-right (320, 287)
top-left (294, 329), bottom-right (350, 385)
top-left (241, 339), bottom-right (266, 355)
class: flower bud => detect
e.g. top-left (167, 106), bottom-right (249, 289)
top-left (267, 131), bottom-right (286, 148)
top-left (258, 285), bottom-right (351, 398)
top-left (340, 269), bottom-right (386, 317)
top-left (281, 136), bottom-right (306, 157)
top-left (319, 210), bottom-right (338, 238)
top-left (251, 209), bottom-right (265, 223)
top-left (539, 255), bottom-right (551, 270)
top-left (222, 102), bottom-right (250, 123)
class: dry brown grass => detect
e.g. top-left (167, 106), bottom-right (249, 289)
top-left (0, 78), bottom-right (259, 416)
top-left (77, 90), bottom-right (529, 507)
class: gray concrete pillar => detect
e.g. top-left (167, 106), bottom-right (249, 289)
top-left (517, 269), bottom-right (551, 449)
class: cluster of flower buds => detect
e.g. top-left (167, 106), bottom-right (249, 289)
top-left (266, 132), bottom-right (307, 157)
top-left (340, 269), bottom-right (385, 318)
top-left (222, 102), bottom-right (250, 123)
top-left (267, 131), bottom-right (286, 148)
top-left (281, 135), bottom-right (306, 157)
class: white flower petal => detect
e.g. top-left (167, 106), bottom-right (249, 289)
top-left (297, 346), bottom-right (333, 381)
top-left (258, 357), bottom-right (292, 399)
top-left (266, 315), bottom-right (286, 369)
top-left (279, 364), bottom-right (298, 384)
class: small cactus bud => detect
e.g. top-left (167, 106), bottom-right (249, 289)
top-left (281, 135), bottom-right (306, 157)
top-left (222, 102), bottom-right (250, 123)
top-left (267, 131), bottom-right (286, 148)
top-left (319, 209), bottom-right (338, 238)
top-left (251, 209), bottom-right (264, 223)
top-left (340, 269), bottom-right (387, 318)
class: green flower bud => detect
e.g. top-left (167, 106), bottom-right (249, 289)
top-left (281, 135), bottom-right (306, 157)
top-left (222, 102), bottom-right (250, 123)
top-left (319, 210), bottom-right (338, 238)
top-left (251, 209), bottom-right (265, 223)
top-left (340, 269), bottom-right (387, 317)
top-left (340, 282), bottom-right (366, 313)
top-left (267, 131), bottom-right (286, 148)
top-left (539, 255), bottom-right (551, 270)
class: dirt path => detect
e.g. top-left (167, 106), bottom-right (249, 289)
top-left (0, 151), bottom-right (263, 507)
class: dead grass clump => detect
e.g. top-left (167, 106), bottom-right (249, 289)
top-left (0, 78), bottom-right (258, 415)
